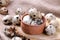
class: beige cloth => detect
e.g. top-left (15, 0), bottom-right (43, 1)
top-left (7, 0), bottom-right (60, 17)
top-left (18, 0), bottom-right (60, 17)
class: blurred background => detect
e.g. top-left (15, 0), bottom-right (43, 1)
top-left (9, 0), bottom-right (60, 17)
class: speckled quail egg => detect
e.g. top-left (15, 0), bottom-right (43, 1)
top-left (15, 8), bottom-right (24, 15)
top-left (45, 13), bottom-right (56, 22)
top-left (23, 15), bottom-right (32, 24)
top-left (37, 11), bottom-right (42, 19)
top-left (31, 18), bottom-right (43, 25)
top-left (12, 15), bottom-right (21, 26)
top-left (28, 8), bottom-right (37, 14)
top-left (12, 37), bottom-right (22, 40)
top-left (35, 18), bottom-right (43, 25)
top-left (28, 8), bottom-right (42, 19)
top-left (4, 26), bottom-right (15, 37)
top-left (2, 15), bottom-right (12, 25)
top-left (0, 0), bottom-right (10, 6)
top-left (49, 20), bottom-right (59, 28)
top-left (28, 8), bottom-right (37, 18)
top-left (31, 21), bottom-right (36, 25)
top-left (45, 25), bottom-right (56, 35)
top-left (0, 7), bottom-right (8, 15)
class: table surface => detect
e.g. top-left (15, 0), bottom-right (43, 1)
top-left (0, 0), bottom-right (60, 40)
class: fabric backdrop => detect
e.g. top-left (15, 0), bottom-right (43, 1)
top-left (18, 0), bottom-right (60, 17)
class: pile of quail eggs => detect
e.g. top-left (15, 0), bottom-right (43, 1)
top-left (23, 8), bottom-right (44, 25)
top-left (2, 0), bottom-right (59, 39)
top-left (0, 1), bottom-right (59, 38)
top-left (44, 13), bottom-right (59, 35)
top-left (22, 8), bottom-right (59, 36)
top-left (0, 0), bottom-right (59, 36)
top-left (0, 0), bottom-right (13, 15)
top-left (2, 7), bottom-right (24, 26)
top-left (1, 7), bottom-right (31, 40)
top-left (2, 15), bottom-right (21, 26)
top-left (4, 26), bottom-right (30, 40)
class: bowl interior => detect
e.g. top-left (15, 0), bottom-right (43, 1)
top-left (21, 14), bottom-right (46, 27)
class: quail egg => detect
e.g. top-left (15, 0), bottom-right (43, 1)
top-left (12, 15), bottom-right (21, 26)
top-left (0, 7), bottom-right (8, 15)
top-left (45, 13), bottom-right (56, 22)
top-left (23, 15), bottom-right (32, 24)
top-left (2, 15), bottom-right (12, 25)
top-left (45, 25), bottom-right (56, 35)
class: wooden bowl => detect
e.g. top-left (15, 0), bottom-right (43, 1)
top-left (21, 13), bottom-right (46, 35)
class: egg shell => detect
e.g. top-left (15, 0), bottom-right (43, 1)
top-left (45, 25), bottom-right (56, 35)
top-left (23, 15), bottom-right (32, 24)
top-left (45, 13), bottom-right (56, 22)
top-left (2, 15), bottom-right (12, 25)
